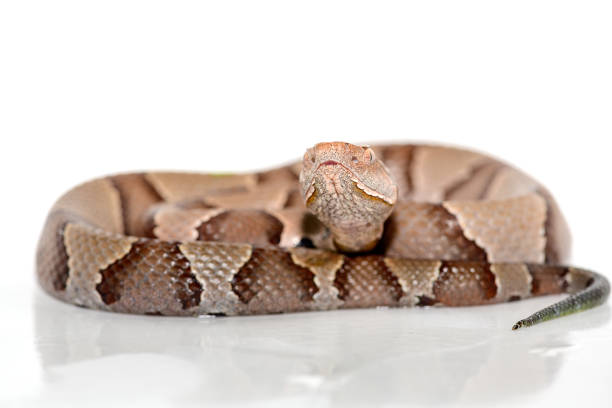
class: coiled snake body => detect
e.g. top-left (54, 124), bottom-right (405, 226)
top-left (36, 142), bottom-right (609, 329)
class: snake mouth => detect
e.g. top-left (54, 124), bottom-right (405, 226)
top-left (320, 160), bottom-right (340, 166)
top-left (315, 160), bottom-right (356, 176)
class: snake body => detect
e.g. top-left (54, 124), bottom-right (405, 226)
top-left (36, 143), bottom-right (609, 329)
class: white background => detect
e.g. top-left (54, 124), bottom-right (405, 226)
top-left (1, 1), bottom-right (611, 407)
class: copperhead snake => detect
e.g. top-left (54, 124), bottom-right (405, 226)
top-left (36, 142), bottom-right (609, 329)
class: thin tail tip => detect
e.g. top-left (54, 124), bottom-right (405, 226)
top-left (511, 320), bottom-right (524, 331)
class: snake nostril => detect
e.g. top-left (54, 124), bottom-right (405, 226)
top-left (352, 156), bottom-right (358, 164)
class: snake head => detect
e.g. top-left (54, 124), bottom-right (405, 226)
top-left (299, 142), bottom-right (398, 252)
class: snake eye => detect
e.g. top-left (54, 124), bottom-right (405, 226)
top-left (365, 148), bottom-right (375, 163)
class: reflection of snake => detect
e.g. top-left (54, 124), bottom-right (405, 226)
top-left (36, 142), bottom-right (609, 329)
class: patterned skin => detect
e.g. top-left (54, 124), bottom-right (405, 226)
top-left (36, 142), bottom-right (609, 329)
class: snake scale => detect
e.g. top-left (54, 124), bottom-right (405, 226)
top-left (36, 142), bottom-right (609, 329)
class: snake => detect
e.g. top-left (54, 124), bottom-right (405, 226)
top-left (36, 142), bottom-right (609, 329)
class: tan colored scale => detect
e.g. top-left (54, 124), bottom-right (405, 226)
top-left (145, 172), bottom-right (257, 202)
top-left (53, 178), bottom-right (124, 233)
top-left (154, 207), bottom-right (224, 241)
top-left (36, 211), bottom-right (73, 294)
top-left (202, 185), bottom-right (289, 210)
top-left (410, 146), bottom-right (491, 202)
top-left (383, 258), bottom-right (442, 306)
top-left (64, 223), bottom-right (137, 310)
top-left (489, 264), bottom-right (532, 301)
top-left (179, 241), bottom-right (252, 315)
top-left (443, 194), bottom-right (547, 263)
top-left (444, 162), bottom-right (502, 201)
top-left (110, 173), bottom-right (163, 236)
top-left (290, 247), bottom-right (345, 310)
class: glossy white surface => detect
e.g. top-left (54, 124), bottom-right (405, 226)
top-left (1, 283), bottom-right (611, 407)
